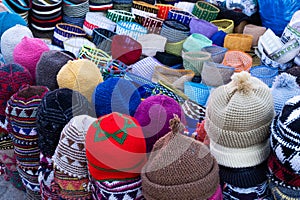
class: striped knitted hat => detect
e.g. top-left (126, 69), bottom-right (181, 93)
top-left (270, 95), bottom-right (300, 175)
top-left (86, 112), bottom-right (147, 181)
top-left (37, 88), bottom-right (93, 157)
top-left (36, 50), bottom-right (74, 91)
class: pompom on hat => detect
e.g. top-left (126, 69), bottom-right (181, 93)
top-left (86, 112), bottom-right (147, 181)
top-left (134, 95), bottom-right (185, 153)
top-left (1, 24), bottom-right (33, 64)
top-left (36, 50), bottom-right (74, 91)
top-left (92, 77), bottom-right (141, 117)
top-left (13, 36), bottom-right (50, 83)
top-left (141, 115), bottom-right (220, 200)
top-left (57, 59), bottom-right (103, 102)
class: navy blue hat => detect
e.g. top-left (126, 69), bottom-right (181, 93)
top-left (211, 30), bottom-right (227, 47)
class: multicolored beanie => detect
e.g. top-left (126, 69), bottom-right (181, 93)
top-left (92, 77), bottom-right (141, 117)
top-left (0, 24), bottom-right (33, 64)
top-left (86, 112), bottom-right (147, 181)
top-left (57, 59), bottom-right (103, 102)
top-left (134, 95), bottom-right (185, 153)
top-left (36, 50), bottom-right (74, 91)
top-left (141, 115), bottom-right (220, 200)
top-left (13, 36), bottom-right (50, 83)
top-left (53, 115), bottom-right (96, 199)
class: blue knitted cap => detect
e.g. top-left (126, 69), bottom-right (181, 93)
top-left (92, 77), bottom-right (141, 117)
top-left (210, 30), bottom-right (227, 47)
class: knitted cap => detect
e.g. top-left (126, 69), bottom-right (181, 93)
top-left (37, 88), bottom-right (93, 157)
top-left (0, 63), bottom-right (33, 116)
top-left (86, 112), bottom-right (147, 181)
top-left (286, 65), bottom-right (300, 86)
top-left (205, 71), bottom-right (275, 148)
top-left (137, 34), bottom-right (167, 57)
top-left (92, 77), bottom-right (141, 117)
top-left (270, 95), bottom-right (300, 174)
top-left (134, 95), bottom-right (184, 153)
top-left (13, 36), bottom-right (50, 83)
top-left (53, 115), bottom-right (96, 179)
top-left (141, 115), bottom-right (220, 200)
top-left (57, 59), bottom-right (103, 102)
top-left (0, 12), bottom-right (26, 44)
top-left (36, 50), bottom-right (74, 91)
top-left (271, 73), bottom-right (300, 114)
top-left (1, 24), bottom-right (33, 64)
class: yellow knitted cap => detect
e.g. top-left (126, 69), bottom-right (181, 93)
top-left (57, 59), bottom-right (103, 102)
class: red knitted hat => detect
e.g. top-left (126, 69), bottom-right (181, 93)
top-left (86, 112), bottom-right (147, 181)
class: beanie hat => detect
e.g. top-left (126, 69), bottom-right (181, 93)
top-left (36, 50), bottom-right (74, 91)
top-left (0, 63), bottom-right (33, 116)
top-left (17, 165), bottom-right (40, 193)
top-left (13, 36), bottom-right (50, 83)
top-left (92, 77), bottom-right (141, 117)
top-left (5, 85), bottom-right (49, 170)
top-left (270, 95), bottom-right (300, 174)
top-left (269, 181), bottom-right (300, 199)
top-left (0, 12), bottom-right (26, 44)
top-left (219, 161), bottom-right (268, 188)
top-left (134, 95), bottom-right (184, 153)
top-left (205, 71), bottom-right (274, 148)
top-left (1, 24), bottom-right (33, 64)
top-left (130, 56), bottom-right (163, 81)
top-left (90, 176), bottom-right (143, 200)
top-left (137, 34), bottom-right (167, 57)
top-left (271, 73), bottom-right (300, 114)
top-left (141, 115), bottom-right (220, 200)
top-left (243, 24), bottom-right (266, 47)
top-left (210, 30), bottom-right (227, 46)
top-left (286, 65), bottom-right (300, 86)
top-left (86, 112), bottom-right (147, 181)
top-left (37, 88), bottom-right (93, 157)
top-left (57, 59), bottom-right (103, 102)
top-left (53, 115), bottom-right (96, 179)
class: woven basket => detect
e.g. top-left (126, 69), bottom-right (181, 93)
top-left (192, 1), bottom-right (219, 22)
top-left (160, 19), bottom-right (190, 43)
top-left (184, 81), bottom-right (213, 106)
top-left (201, 46), bottom-right (228, 63)
top-left (250, 65), bottom-right (278, 88)
top-left (182, 51), bottom-right (212, 75)
top-left (222, 50), bottom-right (252, 72)
top-left (152, 65), bottom-right (195, 91)
top-left (132, 1), bottom-right (158, 24)
top-left (224, 33), bottom-right (253, 52)
top-left (142, 16), bottom-right (164, 34)
top-left (106, 9), bottom-right (135, 23)
top-left (92, 28), bottom-right (116, 54)
top-left (165, 39), bottom-right (185, 56)
top-left (78, 45), bottom-right (112, 67)
top-left (53, 23), bottom-right (86, 48)
top-left (167, 9), bottom-right (194, 26)
top-left (211, 19), bottom-right (234, 33)
top-left (183, 33), bottom-right (212, 52)
top-left (63, 37), bottom-right (96, 57)
top-left (116, 21), bottom-right (148, 40)
top-left (156, 4), bottom-right (175, 19)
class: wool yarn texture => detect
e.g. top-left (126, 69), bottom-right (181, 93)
top-left (92, 77), bottom-right (141, 117)
top-left (86, 112), bottom-right (147, 181)
top-left (57, 59), bottom-right (103, 102)
top-left (134, 95), bottom-right (185, 153)
top-left (0, 24), bottom-right (33, 64)
top-left (36, 50), bottom-right (74, 91)
top-left (141, 115), bottom-right (220, 200)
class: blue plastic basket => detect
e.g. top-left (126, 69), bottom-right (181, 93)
top-left (184, 81), bottom-right (213, 106)
top-left (250, 65), bottom-right (279, 87)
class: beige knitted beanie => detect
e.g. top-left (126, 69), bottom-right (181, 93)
top-left (205, 71), bottom-right (275, 148)
top-left (57, 59), bottom-right (103, 102)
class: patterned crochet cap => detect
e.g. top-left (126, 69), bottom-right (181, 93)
top-left (92, 77), bottom-right (141, 117)
top-left (134, 95), bottom-right (185, 153)
top-left (57, 59), bottom-right (103, 102)
top-left (0, 63), bottom-right (33, 116)
top-left (13, 36), bottom-right (50, 83)
top-left (5, 85), bottom-right (49, 169)
top-left (205, 71), bottom-right (275, 148)
top-left (141, 115), bottom-right (220, 200)
top-left (36, 50), bottom-right (74, 91)
top-left (271, 73), bottom-right (300, 114)
top-left (37, 88), bottom-right (94, 157)
top-left (86, 112), bottom-right (147, 181)
top-left (1, 24), bottom-right (33, 64)
top-left (270, 95), bottom-right (300, 174)
top-left (53, 115), bottom-right (96, 179)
